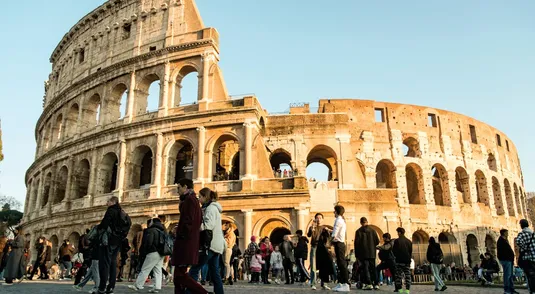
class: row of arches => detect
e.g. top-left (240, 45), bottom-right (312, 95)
top-left (40, 69), bottom-right (199, 152)
top-left (374, 159), bottom-right (526, 216)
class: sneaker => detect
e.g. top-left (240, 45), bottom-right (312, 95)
top-left (373, 285), bottom-right (380, 290)
top-left (322, 285), bottom-right (331, 290)
top-left (332, 283), bottom-right (342, 291)
top-left (73, 285), bottom-right (83, 291)
top-left (334, 284), bottom-right (350, 292)
top-left (440, 286), bottom-right (447, 291)
top-left (311, 285), bottom-right (317, 290)
top-left (362, 284), bottom-right (373, 290)
top-left (148, 289), bottom-right (160, 293)
top-left (128, 285), bottom-right (141, 291)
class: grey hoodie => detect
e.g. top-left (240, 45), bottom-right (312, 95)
top-left (201, 201), bottom-right (226, 254)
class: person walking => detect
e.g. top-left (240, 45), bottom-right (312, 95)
top-left (376, 233), bottom-right (397, 289)
top-left (249, 249), bottom-right (264, 283)
top-left (294, 230), bottom-right (310, 284)
top-left (516, 219), bottom-right (535, 294)
top-left (97, 196), bottom-right (131, 294)
top-left (186, 187), bottom-right (226, 294)
top-left (231, 244), bottom-right (241, 283)
top-left (222, 222), bottom-right (236, 285)
top-left (73, 226), bottom-right (100, 294)
top-left (171, 178), bottom-right (206, 294)
top-left (117, 238), bottom-right (130, 282)
top-left (270, 245), bottom-right (283, 284)
top-left (244, 236), bottom-right (259, 282)
top-left (128, 217), bottom-right (166, 293)
top-left (43, 239), bottom-right (52, 279)
top-left (392, 227), bottom-right (412, 293)
top-left (331, 205), bottom-right (350, 292)
top-left (427, 237), bottom-right (447, 291)
top-left (308, 213), bottom-right (325, 290)
top-left (74, 229), bottom-right (91, 285)
top-left (260, 237), bottom-right (273, 284)
top-left (497, 229), bottom-right (517, 294)
top-left (354, 217), bottom-right (380, 290)
top-left (28, 237), bottom-right (47, 280)
top-left (280, 235), bottom-right (295, 284)
top-left (58, 239), bottom-right (74, 280)
top-left (3, 226), bottom-right (26, 285)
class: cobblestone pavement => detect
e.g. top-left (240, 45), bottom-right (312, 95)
top-left (0, 280), bottom-right (530, 294)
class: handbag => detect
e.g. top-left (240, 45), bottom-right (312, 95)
top-left (199, 205), bottom-right (213, 253)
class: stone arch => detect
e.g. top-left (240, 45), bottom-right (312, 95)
top-left (270, 227), bottom-right (292, 248)
top-left (136, 73), bottom-right (161, 114)
top-left (412, 230), bottom-right (429, 265)
top-left (173, 65), bottom-right (199, 106)
top-left (53, 166), bottom-right (69, 204)
top-left (108, 83), bottom-right (128, 121)
top-left (97, 152), bottom-right (119, 195)
top-left (406, 163), bottom-right (425, 204)
top-left (475, 170), bottom-right (490, 207)
top-left (403, 137), bottom-right (421, 158)
top-left (455, 167), bottom-right (471, 204)
top-left (42, 172), bottom-right (52, 207)
top-left (504, 179), bottom-right (515, 216)
top-left (67, 232), bottom-right (81, 250)
top-left (376, 159), bottom-right (397, 189)
top-left (254, 215), bottom-right (292, 243)
top-left (438, 232), bottom-right (461, 266)
top-left (82, 93), bottom-right (102, 129)
top-left (49, 235), bottom-right (59, 258)
top-left (485, 234), bottom-right (497, 257)
top-left (72, 159), bottom-right (90, 199)
top-left (487, 153), bottom-right (497, 172)
top-left (270, 148), bottom-right (293, 175)
top-left (466, 234), bottom-right (480, 267)
top-left (368, 225), bottom-right (384, 240)
top-left (306, 144), bottom-right (338, 181)
top-left (65, 103), bottom-right (79, 138)
top-left (128, 145), bottom-right (154, 189)
top-left (492, 177), bottom-right (505, 215)
top-left (209, 133), bottom-right (241, 181)
top-left (166, 139), bottom-right (195, 184)
top-left (432, 163), bottom-right (451, 206)
top-left (53, 113), bottom-right (64, 143)
top-left (514, 183), bottom-right (522, 217)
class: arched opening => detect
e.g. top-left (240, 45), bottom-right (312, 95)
top-left (42, 172), bottom-right (52, 207)
top-left (455, 167), bottom-right (471, 204)
top-left (466, 234), bottom-right (479, 267)
top-left (438, 232), bottom-right (462, 266)
top-left (53, 166), bottom-right (69, 204)
top-left (128, 224), bottom-right (143, 242)
top-left (487, 154), bottom-right (497, 172)
top-left (269, 227), bottom-right (292, 248)
top-left (492, 177), bottom-right (505, 215)
top-left (53, 114), bottom-right (63, 143)
top-left (72, 159), bottom-right (90, 199)
top-left (485, 234), bottom-right (497, 257)
top-left (504, 179), bottom-right (515, 216)
top-left (147, 80), bottom-right (160, 112)
top-left (167, 140), bottom-right (195, 184)
top-left (406, 163), bottom-right (425, 204)
top-left (270, 149), bottom-right (293, 178)
top-left (432, 164), bottom-right (450, 206)
top-left (403, 137), bottom-right (421, 157)
top-left (173, 66), bottom-right (199, 106)
top-left (475, 170), bottom-right (490, 207)
top-left (97, 153), bottom-right (119, 194)
top-left (212, 135), bottom-right (240, 181)
top-left (49, 235), bottom-right (59, 259)
top-left (306, 145), bottom-right (337, 181)
top-left (412, 230), bottom-right (429, 266)
top-left (68, 232), bottom-right (80, 250)
top-left (514, 184), bottom-right (522, 217)
top-left (109, 83), bottom-right (128, 121)
top-left (376, 159), bottom-right (396, 189)
top-left (129, 145), bottom-right (153, 189)
top-left (83, 94), bottom-right (101, 129)
top-left (136, 74), bottom-right (160, 115)
top-left (65, 103), bottom-right (79, 138)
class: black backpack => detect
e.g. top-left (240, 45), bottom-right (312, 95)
top-left (158, 231), bottom-right (174, 256)
top-left (113, 209), bottom-right (132, 240)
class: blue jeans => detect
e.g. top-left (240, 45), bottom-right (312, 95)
top-left (201, 263), bottom-right (209, 282)
top-left (188, 250), bottom-right (224, 294)
top-left (60, 260), bottom-right (72, 278)
top-left (500, 260), bottom-right (515, 293)
top-left (310, 247), bottom-right (317, 286)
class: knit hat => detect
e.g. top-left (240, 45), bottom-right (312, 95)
top-left (251, 236), bottom-right (257, 242)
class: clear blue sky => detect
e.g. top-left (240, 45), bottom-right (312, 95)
top-left (0, 1), bottom-right (534, 206)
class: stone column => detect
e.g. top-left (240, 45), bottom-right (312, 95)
top-left (296, 208), bottom-right (309, 232)
top-left (242, 122), bottom-right (254, 179)
top-left (201, 53), bottom-right (213, 102)
top-left (159, 62), bottom-right (171, 116)
top-left (117, 139), bottom-right (128, 202)
top-left (126, 71), bottom-right (136, 123)
top-left (47, 163), bottom-right (57, 216)
top-left (88, 150), bottom-right (98, 198)
top-left (64, 157), bottom-right (75, 207)
top-left (196, 127), bottom-right (206, 182)
top-left (34, 173), bottom-right (44, 218)
top-left (242, 209), bottom-right (253, 252)
top-left (154, 133), bottom-right (164, 198)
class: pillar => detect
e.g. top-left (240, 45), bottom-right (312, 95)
top-left (297, 208), bottom-right (309, 232)
top-left (126, 71), bottom-right (136, 123)
top-left (201, 53), bottom-right (213, 102)
top-left (117, 139), bottom-right (128, 202)
top-left (242, 122), bottom-right (254, 179)
top-left (154, 133), bottom-right (164, 198)
top-left (64, 157), bottom-right (75, 204)
top-left (88, 150), bottom-right (98, 198)
top-left (159, 62), bottom-right (171, 116)
top-left (34, 173), bottom-right (44, 218)
top-left (196, 127), bottom-right (206, 182)
top-left (242, 209), bottom-right (253, 251)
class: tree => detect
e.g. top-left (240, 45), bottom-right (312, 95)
top-left (0, 195), bottom-right (23, 236)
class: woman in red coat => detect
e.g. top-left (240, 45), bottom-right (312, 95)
top-left (173, 178), bottom-right (206, 294)
top-left (260, 237), bottom-right (274, 284)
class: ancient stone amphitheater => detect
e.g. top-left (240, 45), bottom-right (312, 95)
top-left (23, 0), bottom-right (527, 267)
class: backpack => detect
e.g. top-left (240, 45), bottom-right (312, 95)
top-left (113, 209), bottom-right (132, 240)
top-left (158, 230), bottom-right (174, 256)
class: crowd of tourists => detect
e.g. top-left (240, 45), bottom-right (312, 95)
top-left (1, 178), bottom-right (535, 294)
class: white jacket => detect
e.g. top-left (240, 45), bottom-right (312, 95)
top-left (270, 251), bottom-right (283, 270)
top-left (201, 201), bottom-right (225, 254)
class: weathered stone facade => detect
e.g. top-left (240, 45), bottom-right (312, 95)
top-left (23, 0), bottom-right (528, 267)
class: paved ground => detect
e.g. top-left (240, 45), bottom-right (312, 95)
top-left (0, 280), bottom-right (530, 294)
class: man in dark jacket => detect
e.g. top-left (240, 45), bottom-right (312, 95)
top-left (28, 237), bottom-right (47, 280)
top-left (293, 230), bottom-right (310, 283)
top-left (97, 196), bottom-right (125, 294)
top-left (392, 227), bottom-right (412, 293)
top-left (44, 240), bottom-right (52, 279)
top-left (481, 252), bottom-right (500, 285)
top-left (354, 217), bottom-right (380, 290)
top-left (497, 229), bottom-right (516, 294)
top-left (376, 233), bottom-right (396, 289)
top-left (128, 218), bottom-right (166, 292)
top-left (281, 235), bottom-right (295, 284)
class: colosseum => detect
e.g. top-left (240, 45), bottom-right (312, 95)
top-left (23, 0), bottom-right (528, 268)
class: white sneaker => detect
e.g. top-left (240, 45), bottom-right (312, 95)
top-left (322, 285), bottom-right (331, 290)
top-left (334, 284), bottom-right (350, 292)
top-left (332, 283), bottom-right (342, 291)
top-left (311, 285), bottom-right (317, 290)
